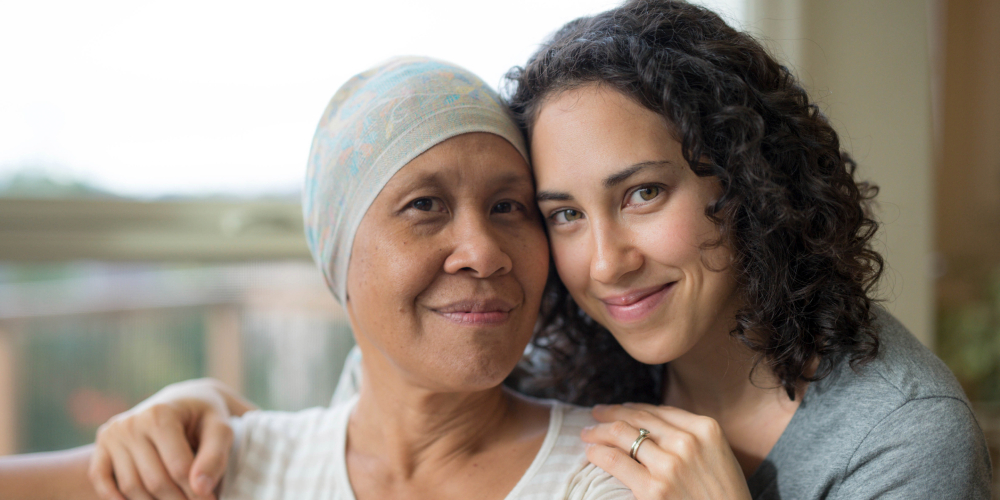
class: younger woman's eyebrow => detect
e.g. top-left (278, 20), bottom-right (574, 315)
top-left (536, 191), bottom-right (572, 202)
top-left (603, 160), bottom-right (675, 188)
top-left (535, 160), bottom-right (675, 202)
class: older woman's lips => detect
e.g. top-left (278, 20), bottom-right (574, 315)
top-left (433, 299), bottom-right (515, 325)
top-left (600, 283), bottom-right (675, 323)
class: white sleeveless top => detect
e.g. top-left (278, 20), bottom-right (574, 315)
top-left (220, 348), bottom-right (632, 499)
top-left (219, 396), bottom-right (634, 500)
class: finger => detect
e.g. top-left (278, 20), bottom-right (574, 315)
top-left (88, 445), bottom-right (127, 500)
top-left (588, 405), bottom-right (680, 445)
top-left (189, 413), bottom-right (234, 497)
top-left (585, 425), bottom-right (689, 500)
top-left (592, 404), bottom-right (703, 446)
top-left (128, 437), bottom-right (189, 500)
top-left (586, 443), bottom-right (666, 498)
top-left (622, 403), bottom-right (727, 444)
top-left (619, 403), bottom-right (703, 428)
top-left (108, 444), bottom-right (156, 500)
top-left (148, 419), bottom-right (202, 500)
top-left (582, 419), bottom-right (674, 467)
top-left (592, 403), bottom-right (663, 425)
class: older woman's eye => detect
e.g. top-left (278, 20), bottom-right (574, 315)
top-left (628, 186), bottom-right (661, 204)
top-left (410, 198), bottom-right (445, 212)
top-left (492, 201), bottom-right (517, 214)
top-left (550, 208), bottom-right (584, 225)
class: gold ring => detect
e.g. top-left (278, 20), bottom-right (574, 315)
top-left (629, 428), bottom-right (651, 461)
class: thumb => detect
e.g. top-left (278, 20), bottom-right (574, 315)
top-left (189, 413), bottom-right (234, 497)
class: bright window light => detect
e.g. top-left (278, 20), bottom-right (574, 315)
top-left (0, 0), bottom-right (744, 198)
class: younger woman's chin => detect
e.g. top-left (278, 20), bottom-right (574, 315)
top-left (611, 331), bottom-right (687, 366)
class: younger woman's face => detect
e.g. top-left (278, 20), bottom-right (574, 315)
top-left (531, 85), bottom-right (740, 365)
top-left (345, 132), bottom-right (549, 392)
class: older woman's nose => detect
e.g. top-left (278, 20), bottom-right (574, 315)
top-left (589, 221), bottom-right (642, 284)
top-left (442, 215), bottom-right (514, 278)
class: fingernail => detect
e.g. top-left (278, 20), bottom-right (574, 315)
top-left (194, 474), bottom-right (214, 494)
top-left (582, 425), bottom-right (594, 431)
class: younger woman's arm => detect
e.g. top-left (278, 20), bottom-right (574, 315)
top-left (89, 378), bottom-right (256, 500)
top-left (0, 445), bottom-right (100, 500)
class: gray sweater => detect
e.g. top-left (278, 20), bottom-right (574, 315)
top-left (747, 310), bottom-right (992, 499)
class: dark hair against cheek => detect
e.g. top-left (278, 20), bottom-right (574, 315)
top-left (504, 0), bottom-right (883, 405)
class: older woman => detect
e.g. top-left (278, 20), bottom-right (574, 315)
top-left (0, 57), bottom-right (633, 500)
top-left (88, 1), bottom-right (990, 499)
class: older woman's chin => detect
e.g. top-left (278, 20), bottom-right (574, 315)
top-left (387, 340), bottom-right (530, 393)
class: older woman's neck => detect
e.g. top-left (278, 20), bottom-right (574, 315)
top-left (347, 347), bottom-right (541, 480)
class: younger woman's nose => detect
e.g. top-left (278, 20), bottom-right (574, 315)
top-left (589, 222), bottom-right (642, 284)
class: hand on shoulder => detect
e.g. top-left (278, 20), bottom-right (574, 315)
top-left (582, 403), bottom-right (751, 500)
top-left (89, 378), bottom-right (252, 500)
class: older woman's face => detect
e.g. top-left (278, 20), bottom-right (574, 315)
top-left (531, 85), bottom-right (740, 365)
top-left (345, 132), bottom-right (548, 391)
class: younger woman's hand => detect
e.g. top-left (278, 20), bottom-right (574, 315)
top-left (88, 379), bottom-right (253, 500)
top-left (582, 403), bottom-right (751, 500)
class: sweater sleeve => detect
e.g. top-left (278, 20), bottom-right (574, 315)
top-left (834, 396), bottom-right (991, 499)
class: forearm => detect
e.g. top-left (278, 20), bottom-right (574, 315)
top-left (0, 445), bottom-right (99, 500)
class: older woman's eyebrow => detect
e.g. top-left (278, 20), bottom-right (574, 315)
top-left (603, 160), bottom-right (675, 188)
top-left (401, 171), bottom-right (534, 194)
top-left (491, 172), bottom-right (535, 190)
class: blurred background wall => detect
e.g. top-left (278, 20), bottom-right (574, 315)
top-left (744, 1), bottom-right (1000, 492)
top-left (749, 0), bottom-right (938, 345)
top-left (0, 0), bottom-right (998, 490)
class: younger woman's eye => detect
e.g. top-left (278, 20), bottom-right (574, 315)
top-left (550, 208), bottom-right (584, 225)
top-left (410, 197), bottom-right (445, 212)
top-left (627, 186), bottom-right (661, 205)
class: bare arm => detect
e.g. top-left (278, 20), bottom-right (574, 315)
top-left (0, 445), bottom-right (100, 500)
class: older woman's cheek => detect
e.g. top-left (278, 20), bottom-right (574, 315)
top-left (517, 225), bottom-right (550, 306)
top-left (345, 224), bottom-right (426, 347)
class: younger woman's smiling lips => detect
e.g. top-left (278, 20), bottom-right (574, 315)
top-left (599, 282), bottom-right (676, 323)
top-left (431, 297), bottom-right (517, 325)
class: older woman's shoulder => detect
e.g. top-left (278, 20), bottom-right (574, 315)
top-left (220, 401), bottom-right (355, 499)
top-left (511, 400), bottom-right (634, 500)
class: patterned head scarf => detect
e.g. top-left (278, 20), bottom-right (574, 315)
top-left (303, 56), bottom-right (529, 304)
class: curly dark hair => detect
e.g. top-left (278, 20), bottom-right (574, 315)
top-left (504, 0), bottom-right (884, 405)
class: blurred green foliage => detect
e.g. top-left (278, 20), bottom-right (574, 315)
top-left (19, 312), bottom-right (206, 453)
top-left (938, 268), bottom-right (1000, 401)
